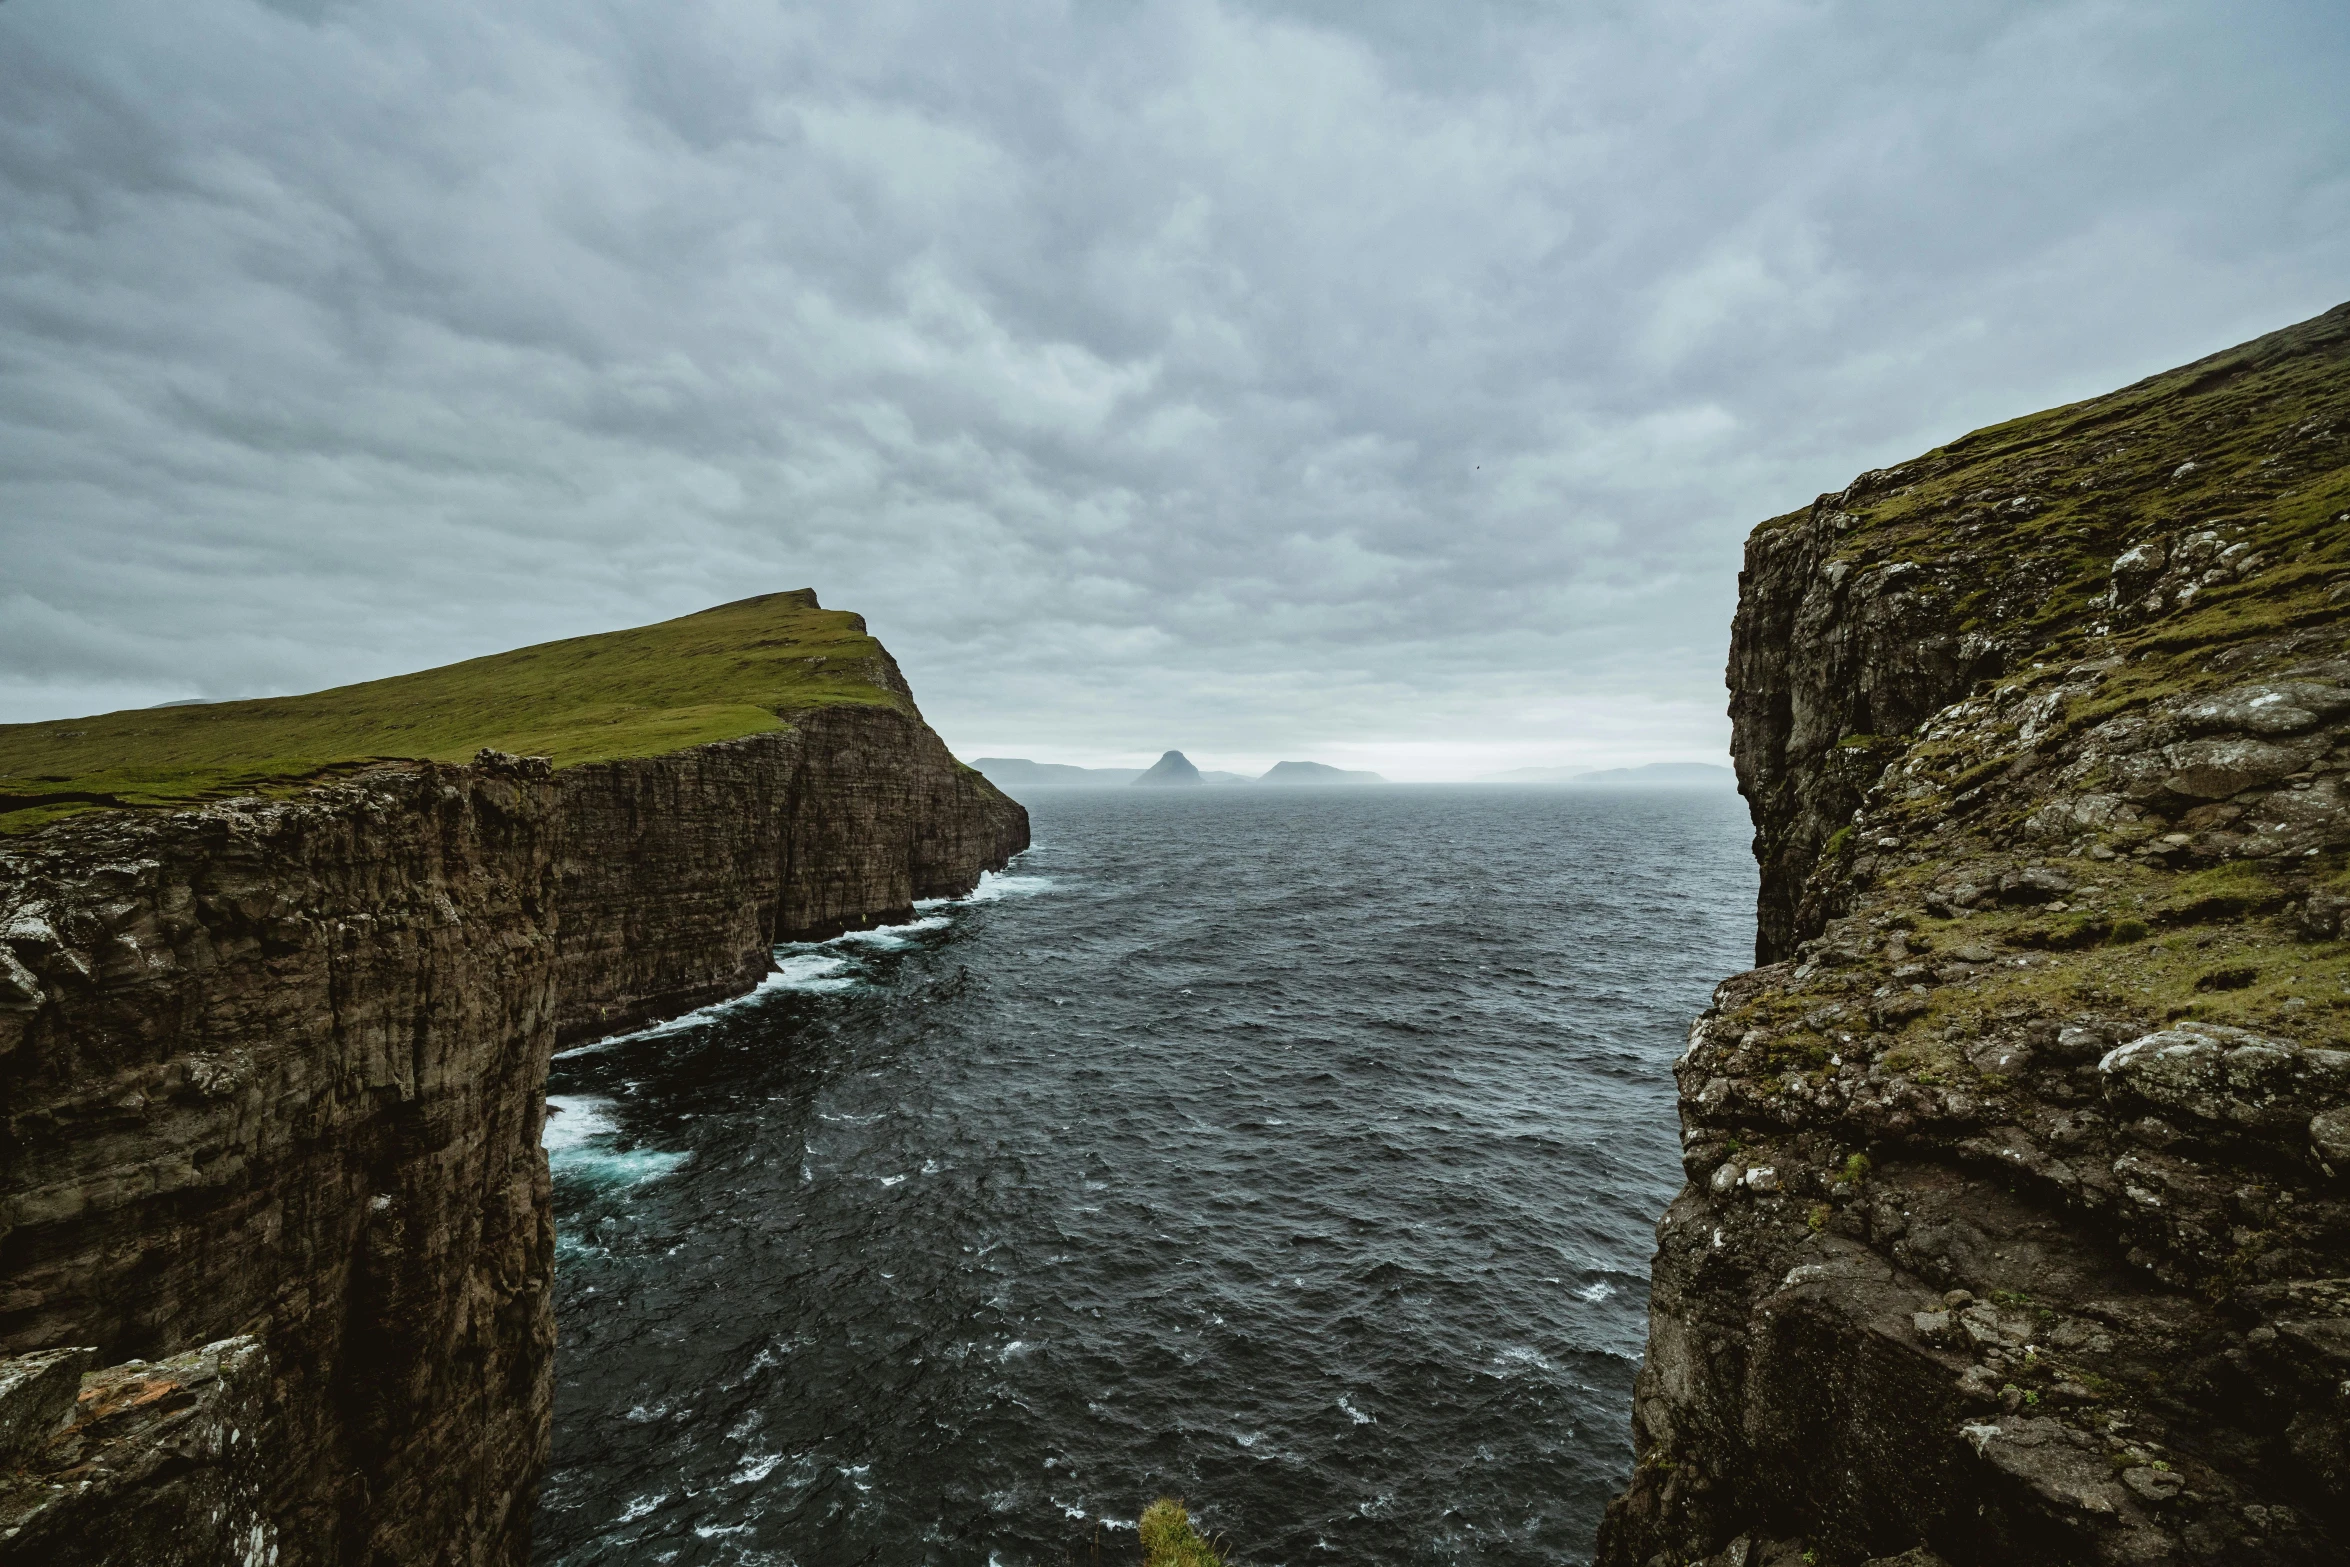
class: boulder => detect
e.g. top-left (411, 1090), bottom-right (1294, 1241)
top-left (2160, 738), bottom-right (2308, 799)
top-left (2099, 1025), bottom-right (2350, 1137)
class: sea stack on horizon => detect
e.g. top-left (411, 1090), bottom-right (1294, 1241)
top-left (1132, 750), bottom-right (1203, 786)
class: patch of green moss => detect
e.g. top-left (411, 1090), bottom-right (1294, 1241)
top-left (2155, 862), bottom-right (2291, 924)
top-left (0, 591), bottom-right (907, 834)
top-left (1914, 904), bottom-right (2350, 1046)
top-left (1139, 1499), bottom-right (1227, 1567)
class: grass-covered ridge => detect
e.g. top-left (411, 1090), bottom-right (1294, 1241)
top-left (0, 590), bottom-right (910, 834)
top-left (1773, 299), bottom-right (2350, 677)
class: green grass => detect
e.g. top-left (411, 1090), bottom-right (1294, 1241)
top-left (1138, 1500), bottom-right (1227, 1567)
top-left (1771, 300), bottom-right (2350, 713)
top-left (0, 590), bottom-right (909, 834)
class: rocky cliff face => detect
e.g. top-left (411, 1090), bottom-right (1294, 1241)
top-left (1, 677), bottom-right (1027, 1559)
top-left (1599, 302), bottom-right (2350, 1567)
top-left (554, 699), bottom-right (1028, 1045)
top-left (0, 759), bottom-right (561, 1567)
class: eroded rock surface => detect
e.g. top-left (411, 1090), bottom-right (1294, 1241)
top-left (555, 697), bottom-right (1029, 1044)
top-left (0, 1337), bottom-right (274, 1567)
top-left (1, 681), bottom-right (1027, 1559)
top-left (0, 761), bottom-right (561, 1566)
top-left (1601, 302), bottom-right (2350, 1564)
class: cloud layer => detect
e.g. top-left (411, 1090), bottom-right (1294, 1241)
top-left (3, 0), bottom-right (2344, 776)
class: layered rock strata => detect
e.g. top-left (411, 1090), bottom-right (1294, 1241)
top-left (1, 683), bottom-right (1026, 1559)
top-left (555, 697), bottom-right (1029, 1044)
top-left (0, 760), bottom-right (562, 1567)
top-left (1600, 301), bottom-right (2350, 1566)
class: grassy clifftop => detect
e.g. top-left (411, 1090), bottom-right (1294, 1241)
top-left (0, 590), bottom-right (912, 834)
top-left (1772, 299), bottom-right (2350, 659)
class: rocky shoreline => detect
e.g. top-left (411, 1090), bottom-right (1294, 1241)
top-left (1598, 302), bottom-right (2349, 1565)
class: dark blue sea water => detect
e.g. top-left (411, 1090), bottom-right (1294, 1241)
top-left (535, 785), bottom-right (1755, 1567)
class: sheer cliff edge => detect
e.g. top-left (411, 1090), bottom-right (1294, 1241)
top-left (0, 591), bottom-right (1027, 1565)
top-left (1597, 303), bottom-right (2350, 1567)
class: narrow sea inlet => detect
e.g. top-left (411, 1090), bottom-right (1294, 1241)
top-left (536, 787), bottom-right (1755, 1566)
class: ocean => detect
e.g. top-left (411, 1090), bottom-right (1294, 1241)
top-left (535, 784), bottom-right (1756, 1566)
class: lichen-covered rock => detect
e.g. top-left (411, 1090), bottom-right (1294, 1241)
top-left (0, 1337), bottom-right (275, 1567)
top-left (2098, 1025), bottom-right (2350, 1136)
top-left (0, 1346), bottom-right (94, 1469)
top-left (1601, 300), bottom-right (2350, 1565)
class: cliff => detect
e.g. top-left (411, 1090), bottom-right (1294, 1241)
top-left (0, 594), bottom-right (1026, 1563)
top-left (554, 699), bottom-right (1029, 1043)
top-left (1599, 301), bottom-right (2350, 1567)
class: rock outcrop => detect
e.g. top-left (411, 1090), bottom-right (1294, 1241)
top-left (0, 760), bottom-right (562, 1567)
top-left (0, 608), bottom-right (1026, 1563)
top-left (1, 1337), bottom-right (276, 1566)
top-left (1600, 301), bottom-right (2350, 1566)
top-left (1132, 750), bottom-right (1204, 786)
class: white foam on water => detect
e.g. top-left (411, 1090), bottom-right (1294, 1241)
top-left (914, 869), bottom-right (1057, 911)
top-left (768, 950), bottom-right (861, 991)
top-left (832, 915), bottom-right (950, 950)
top-left (544, 1094), bottom-right (685, 1189)
top-left (543, 1094), bottom-right (618, 1155)
top-left (961, 871), bottom-right (1057, 903)
top-left (731, 1451), bottom-right (783, 1485)
top-left (1490, 1344), bottom-right (1558, 1376)
top-left (555, 872), bottom-right (1052, 1060)
top-left (553, 959), bottom-right (854, 1060)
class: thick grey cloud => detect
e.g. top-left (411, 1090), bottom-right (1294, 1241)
top-left (2, 0), bottom-right (2343, 776)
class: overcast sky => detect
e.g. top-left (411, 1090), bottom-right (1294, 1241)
top-left (3, 1), bottom-right (2343, 778)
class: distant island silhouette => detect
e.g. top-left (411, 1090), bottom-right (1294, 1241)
top-left (1477, 762), bottom-right (1734, 788)
top-left (1257, 760), bottom-right (1384, 784)
top-left (1132, 750), bottom-right (1204, 786)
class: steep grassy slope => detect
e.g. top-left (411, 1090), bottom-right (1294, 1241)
top-left (0, 590), bottom-right (911, 833)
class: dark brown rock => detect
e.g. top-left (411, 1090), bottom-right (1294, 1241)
top-left (0, 764), bottom-right (561, 1567)
top-left (0, 654), bottom-right (1027, 1561)
top-left (1602, 302), bottom-right (2350, 1566)
top-left (556, 703), bottom-right (1027, 1044)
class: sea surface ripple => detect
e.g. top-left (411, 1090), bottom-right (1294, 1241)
top-left (537, 785), bottom-right (1756, 1566)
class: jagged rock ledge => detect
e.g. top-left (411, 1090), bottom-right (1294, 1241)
top-left (0, 598), bottom-right (1027, 1564)
top-left (1599, 301), bottom-right (2350, 1566)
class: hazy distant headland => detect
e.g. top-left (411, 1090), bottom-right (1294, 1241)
top-left (1257, 760), bottom-right (1384, 785)
top-left (972, 755), bottom-right (1727, 791)
top-left (970, 753), bottom-right (1390, 791)
top-left (1132, 750), bottom-right (1205, 786)
top-left (1477, 762), bottom-right (1735, 788)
